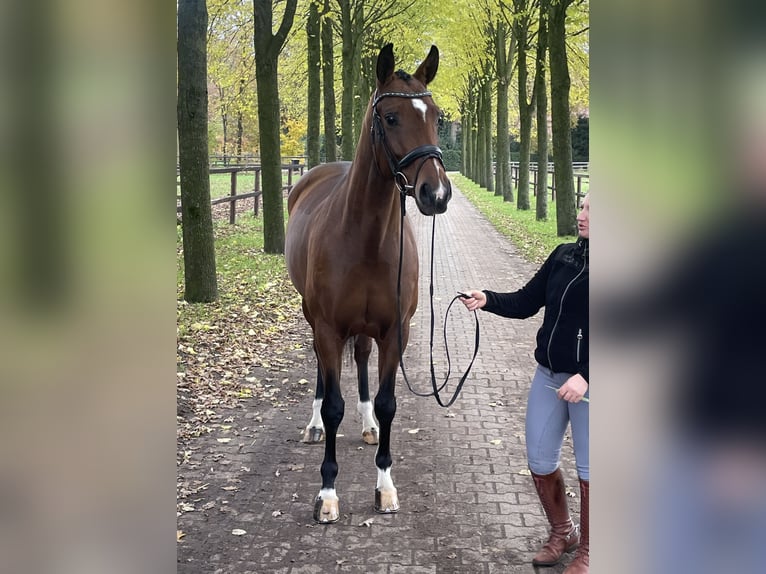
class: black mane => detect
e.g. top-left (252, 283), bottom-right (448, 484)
top-left (395, 69), bottom-right (411, 81)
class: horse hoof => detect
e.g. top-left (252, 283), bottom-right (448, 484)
top-left (313, 496), bottom-right (340, 524)
top-left (362, 429), bottom-right (379, 445)
top-left (374, 488), bottom-right (400, 514)
top-left (302, 427), bottom-right (325, 443)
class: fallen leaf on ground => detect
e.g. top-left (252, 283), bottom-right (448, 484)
top-left (359, 518), bottom-right (374, 527)
top-left (489, 439), bottom-right (502, 445)
top-left (407, 428), bottom-right (421, 434)
top-left (177, 530), bottom-right (186, 541)
top-left (518, 468), bottom-right (532, 475)
top-left (231, 529), bottom-right (247, 536)
top-left (272, 510), bottom-right (282, 517)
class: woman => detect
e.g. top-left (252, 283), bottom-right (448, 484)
top-left (461, 194), bottom-right (589, 573)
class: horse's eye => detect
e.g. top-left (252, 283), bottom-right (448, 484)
top-left (438, 114), bottom-right (445, 127)
top-left (385, 114), bottom-right (397, 126)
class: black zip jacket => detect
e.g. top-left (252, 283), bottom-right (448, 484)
top-left (482, 238), bottom-right (589, 381)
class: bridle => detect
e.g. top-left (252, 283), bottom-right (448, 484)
top-left (370, 90), bottom-right (445, 196)
top-left (371, 89), bottom-right (480, 408)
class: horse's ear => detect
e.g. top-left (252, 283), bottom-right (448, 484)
top-left (376, 43), bottom-right (395, 86)
top-left (414, 45), bottom-right (439, 86)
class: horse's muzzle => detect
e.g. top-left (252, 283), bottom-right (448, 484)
top-left (415, 179), bottom-right (452, 215)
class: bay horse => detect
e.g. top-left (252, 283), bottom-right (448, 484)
top-left (285, 43), bottom-right (451, 523)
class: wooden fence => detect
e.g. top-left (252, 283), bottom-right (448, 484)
top-left (208, 154), bottom-right (306, 168)
top-left (176, 161), bottom-right (306, 224)
top-left (507, 161), bottom-right (589, 205)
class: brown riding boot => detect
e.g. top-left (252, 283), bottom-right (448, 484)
top-left (564, 478), bottom-right (589, 573)
top-left (531, 469), bottom-right (580, 566)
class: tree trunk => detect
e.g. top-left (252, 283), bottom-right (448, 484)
top-left (535, 0), bottom-right (549, 221)
top-left (483, 78), bottom-right (493, 192)
top-left (495, 20), bottom-right (515, 201)
top-left (356, 53), bottom-right (373, 140)
top-left (513, 2), bottom-right (533, 210)
top-left (178, 0), bottom-right (217, 302)
top-left (549, 0), bottom-right (576, 236)
top-left (470, 83), bottom-right (479, 181)
top-left (253, 0), bottom-right (297, 254)
top-left (321, 0), bottom-right (337, 162)
top-left (460, 103), bottom-right (468, 174)
top-left (476, 82), bottom-right (486, 188)
top-left (351, 3), bottom-right (365, 141)
top-left (306, 0), bottom-right (321, 168)
top-left (339, 0), bottom-right (355, 160)
top-left (237, 79), bottom-right (244, 159)
top-left (218, 86), bottom-right (228, 165)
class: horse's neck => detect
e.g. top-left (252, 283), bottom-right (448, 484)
top-left (337, 139), bottom-right (401, 243)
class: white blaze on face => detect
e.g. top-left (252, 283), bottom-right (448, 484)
top-left (411, 98), bottom-right (427, 122)
top-left (432, 159), bottom-right (449, 202)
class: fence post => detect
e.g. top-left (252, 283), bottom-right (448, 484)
top-left (254, 169), bottom-right (261, 217)
top-left (551, 170), bottom-right (555, 202)
top-left (532, 167), bottom-right (537, 197)
top-left (576, 175), bottom-right (582, 206)
top-left (229, 170), bottom-right (237, 224)
top-left (287, 164), bottom-right (293, 190)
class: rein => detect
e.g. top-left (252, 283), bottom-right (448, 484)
top-left (371, 90), bottom-right (480, 408)
top-left (395, 196), bottom-right (480, 408)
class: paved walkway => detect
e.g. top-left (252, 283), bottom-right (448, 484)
top-left (177, 184), bottom-right (581, 573)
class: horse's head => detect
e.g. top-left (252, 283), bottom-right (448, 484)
top-left (371, 43), bottom-right (452, 216)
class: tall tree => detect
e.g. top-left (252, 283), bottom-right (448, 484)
top-left (548, 0), bottom-right (577, 236)
top-left (535, 0), bottom-right (549, 220)
top-left (253, 0), bottom-right (298, 254)
top-left (321, 0), bottom-right (337, 162)
top-left (511, 0), bottom-right (536, 211)
top-left (482, 74), bottom-right (493, 192)
top-left (494, 18), bottom-right (515, 201)
top-left (338, 0), bottom-right (355, 160)
top-left (178, 0), bottom-right (217, 302)
top-left (306, 0), bottom-right (321, 168)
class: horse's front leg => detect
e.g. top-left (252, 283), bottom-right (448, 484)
top-left (313, 329), bottom-right (345, 523)
top-left (373, 336), bottom-right (402, 514)
top-left (354, 335), bottom-right (379, 445)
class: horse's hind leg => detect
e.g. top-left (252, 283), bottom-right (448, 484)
top-left (302, 358), bottom-right (325, 443)
top-left (354, 335), bottom-right (379, 445)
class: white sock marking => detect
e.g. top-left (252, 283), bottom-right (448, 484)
top-left (356, 400), bottom-right (378, 432)
top-left (306, 398), bottom-right (324, 431)
top-left (317, 487), bottom-right (338, 501)
top-left (376, 467), bottom-right (396, 491)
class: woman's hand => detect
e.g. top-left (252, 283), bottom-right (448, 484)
top-left (459, 289), bottom-right (487, 312)
top-left (557, 373), bottom-right (589, 403)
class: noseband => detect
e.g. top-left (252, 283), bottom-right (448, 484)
top-left (371, 90), bottom-right (445, 195)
